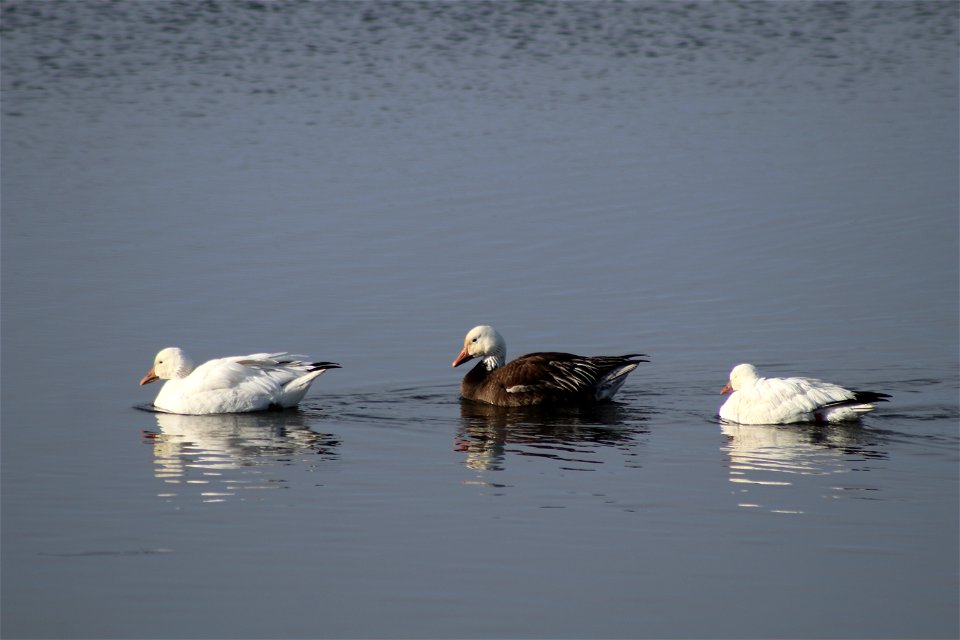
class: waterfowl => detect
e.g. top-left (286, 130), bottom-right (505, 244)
top-left (451, 325), bottom-right (647, 406)
top-left (719, 363), bottom-right (890, 425)
top-left (139, 347), bottom-right (340, 415)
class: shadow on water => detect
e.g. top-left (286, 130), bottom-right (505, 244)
top-left (720, 421), bottom-right (890, 514)
top-left (139, 408), bottom-right (340, 503)
top-left (455, 400), bottom-right (650, 472)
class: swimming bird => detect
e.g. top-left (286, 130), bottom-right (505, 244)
top-left (139, 347), bottom-right (340, 415)
top-left (451, 325), bottom-right (647, 406)
top-left (719, 363), bottom-right (890, 425)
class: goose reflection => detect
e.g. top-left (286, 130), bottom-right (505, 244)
top-left (143, 410), bottom-right (339, 502)
top-left (456, 401), bottom-right (647, 471)
top-left (721, 421), bottom-right (887, 513)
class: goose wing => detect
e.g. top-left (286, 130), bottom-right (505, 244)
top-left (499, 352), bottom-right (645, 396)
top-left (181, 354), bottom-right (288, 396)
top-left (753, 376), bottom-right (856, 412)
top-left (727, 376), bottom-right (862, 423)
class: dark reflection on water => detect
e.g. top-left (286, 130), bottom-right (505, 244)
top-left (141, 410), bottom-right (340, 503)
top-left (456, 400), bottom-right (648, 471)
top-left (720, 421), bottom-right (889, 514)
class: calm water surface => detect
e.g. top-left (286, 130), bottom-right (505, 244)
top-left (2, 2), bottom-right (957, 638)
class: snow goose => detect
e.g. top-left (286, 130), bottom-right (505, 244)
top-left (719, 363), bottom-right (890, 425)
top-left (139, 347), bottom-right (340, 415)
top-left (452, 325), bottom-right (647, 406)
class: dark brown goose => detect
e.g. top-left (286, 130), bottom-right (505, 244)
top-left (451, 325), bottom-right (648, 407)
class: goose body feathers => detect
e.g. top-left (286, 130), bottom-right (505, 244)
top-left (719, 363), bottom-right (889, 425)
top-left (140, 347), bottom-right (340, 415)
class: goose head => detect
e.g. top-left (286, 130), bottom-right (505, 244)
top-left (721, 363), bottom-right (759, 394)
top-left (452, 325), bottom-right (506, 371)
top-left (140, 347), bottom-right (195, 385)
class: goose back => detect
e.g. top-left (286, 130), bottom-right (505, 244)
top-left (461, 351), bottom-right (647, 407)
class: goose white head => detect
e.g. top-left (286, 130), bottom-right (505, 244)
top-left (452, 325), bottom-right (506, 371)
top-left (721, 363), bottom-right (760, 394)
top-left (140, 347), bottom-right (196, 385)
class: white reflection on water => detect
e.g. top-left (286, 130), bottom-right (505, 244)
top-left (142, 410), bottom-right (339, 503)
top-left (721, 422), bottom-right (888, 514)
top-left (455, 401), bottom-right (648, 472)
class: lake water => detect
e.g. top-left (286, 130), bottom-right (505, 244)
top-left (2, 1), bottom-right (957, 638)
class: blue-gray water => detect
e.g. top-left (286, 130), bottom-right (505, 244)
top-left (2, 1), bottom-right (957, 638)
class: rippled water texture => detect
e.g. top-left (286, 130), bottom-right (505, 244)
top-left (2, 2), bottom-right (957, 638)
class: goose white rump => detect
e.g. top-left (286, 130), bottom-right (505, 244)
top-left (139, 347), bottom-right (340, 415)
top-left (719, 363), bottom-right (890, 425)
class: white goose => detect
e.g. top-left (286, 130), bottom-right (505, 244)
top-left (139, 347), bottom-right (340, 415)
top-left (719, 363), bottom-right (890, 425)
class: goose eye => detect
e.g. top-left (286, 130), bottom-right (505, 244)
top-left (471, 337), bottom-right (478, 343)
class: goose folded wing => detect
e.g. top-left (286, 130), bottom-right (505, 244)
top-left (232, 352), bottom-right (309, 368)
top-left (186, 356), bottom-right (283, 395)
top-left (754, 376), bottom-right (857, 412)
top-left (502, 353), bottom-right (605, 395)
